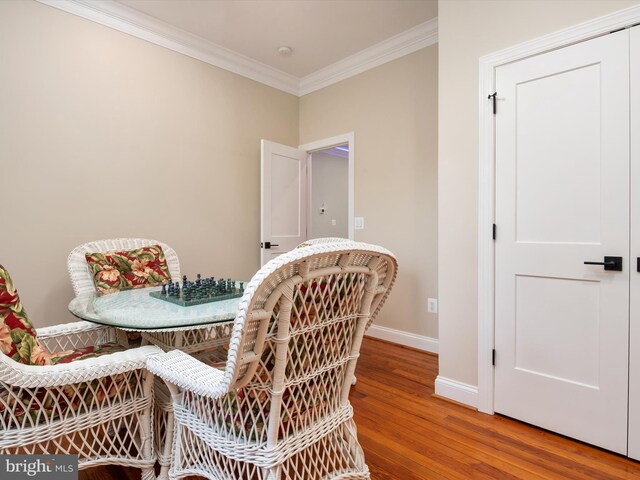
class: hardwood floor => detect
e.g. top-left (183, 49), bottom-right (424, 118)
top-left (80, 337), bottom-right (640, 480)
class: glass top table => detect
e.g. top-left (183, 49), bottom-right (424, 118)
top-left (68, 286), bottom-right (241, 331)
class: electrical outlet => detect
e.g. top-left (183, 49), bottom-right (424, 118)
top-left (427, 298), bottom-right (438, 313)
top-left (331, 219), bottom-right (337, 226)
top-left (354, 217), bottom-right (364, 230)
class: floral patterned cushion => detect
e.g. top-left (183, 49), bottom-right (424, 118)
top-left (0, 264), bottom-right (52, 366)
top-left (49, 343), bottom-right (125, 364)
top-left (85, 245), bottom-right (171, 295)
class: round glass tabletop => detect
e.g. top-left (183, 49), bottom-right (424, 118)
top-left (68, 286), bottom-right (240, 330)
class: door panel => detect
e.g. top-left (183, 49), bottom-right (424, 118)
top-left (515, 64), bottom-right (601, 244)
top-left (271, 154), bottom-right (304, 235)
top-left (514, 275), bottom-right (600, 388)
top-left (260, 140), bottom-right (308, 266)
top-left (495, 30), bottom-right (630, 454)
top-left (629, 25), bottom-right (640, 461)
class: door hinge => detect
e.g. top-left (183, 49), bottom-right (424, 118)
top-left (488, 92), bottom-right (497, 114)
top-left (492, 349), bottom-right (496, 366)
top-left (492, 224), bottom-right (497, 240)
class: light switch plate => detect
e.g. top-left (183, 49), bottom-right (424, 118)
top-left (427, 298), bottom-right (438, 313)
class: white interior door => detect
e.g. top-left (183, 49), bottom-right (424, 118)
top-left (260, 139), bottom-right (308, 266)
top-left (494, 30), bottom-right (630, 454)
top-left (629, 25), bottom-right (640, 461)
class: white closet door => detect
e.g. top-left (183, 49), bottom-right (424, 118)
top-left (494, 30), bottom-right (630, 454)
top-left (629, 25), bottom-right (640, 461)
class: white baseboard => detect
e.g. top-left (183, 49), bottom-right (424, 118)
top-left (434, 376), bottom-right (478, 408)
top-left (365, 324), bottom-right (438, 354)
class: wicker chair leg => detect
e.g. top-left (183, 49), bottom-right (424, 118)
top-left (140, 409), bottom-right (154, 468)
top-left (168, 422), bottom-right (185, 480)
top-left (156, 411), bottom-right (174, 480)
top-left (162, 381), bottom-right (181, 480)
top-left (157, 466), bottom-right (170, 480)
top-left (141, 467), bottom-right (156, 480)
top-left (116, 329), bottom-right (130, 347)
top-left (264, 465), bottom-right (281, 480)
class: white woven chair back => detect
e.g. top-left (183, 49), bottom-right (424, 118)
top-left (299, 237), bottom-right (387, 329)
top-left (207, 241), bottom-right (397, 447)
top-left (67, 238), bottom-right (181, 296)
top-left (298, 237), bottom-right (350, 247)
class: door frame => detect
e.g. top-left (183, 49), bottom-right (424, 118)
top-left (477, 5), bottom-right (640, 414)
top-left (299, 132), bottom-right (355, 240)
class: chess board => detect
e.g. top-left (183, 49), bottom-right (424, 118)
top-left (149, 275), bottom-right (245, 307)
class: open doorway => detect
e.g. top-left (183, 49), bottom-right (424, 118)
top-left (299, 132), bottom-right (355, 241)
top-left (260, 133), bottom-right (354, 266)
top-left (308, 145), bottom-right (349, 239)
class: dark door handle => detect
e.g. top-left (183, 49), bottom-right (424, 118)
top-left (584, 256), bottom-right (622, 271)
top-left (260, 241), bottom-right (280, 249)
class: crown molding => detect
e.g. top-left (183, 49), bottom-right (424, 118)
top-left (36, 0), bottom-right (301, 95)
top-left (299, 17), bottom-right (438, 96)
top-left (36, 0), bottom-right (438, 97)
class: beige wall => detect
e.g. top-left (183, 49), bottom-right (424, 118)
top-left (438, 0), bottom-right (640, 386)
top-left (300, 46), bottom-right (439, 338)
top-left (0, 1), bottom-right (298, 326)
top-left (310, 151), bottom-right (349, 239)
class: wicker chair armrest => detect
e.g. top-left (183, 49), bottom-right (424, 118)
top-left (147, 350), bottom-right (227, 399)
top-left (36, 321), bottom-right (117, 352)
top-left (36, 320), bottom-right (109, 338)
top-left (0, 345), bottom-right (163, 388)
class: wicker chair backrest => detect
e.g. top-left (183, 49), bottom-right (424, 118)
top-left (296, 237), bottom-right (387, 329)
top-left (295, 237), bottom-right (350, 249)
top-left (67, 238), bottom-right (181, 296)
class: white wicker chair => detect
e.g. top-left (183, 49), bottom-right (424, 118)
top-left (0, 264), bottom-right (162, 479)
top-left (68, 238), bottom-right (183, 475)
top-left (68, 237), bottom-right (231, 477)
top-left (147, 241), bottom-right (398, 480)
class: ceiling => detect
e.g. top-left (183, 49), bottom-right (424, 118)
top-left (115, 0), bottom-right (438, 78)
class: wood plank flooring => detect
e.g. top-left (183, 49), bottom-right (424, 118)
top-left (80, 337), bottom-right (640, 480)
